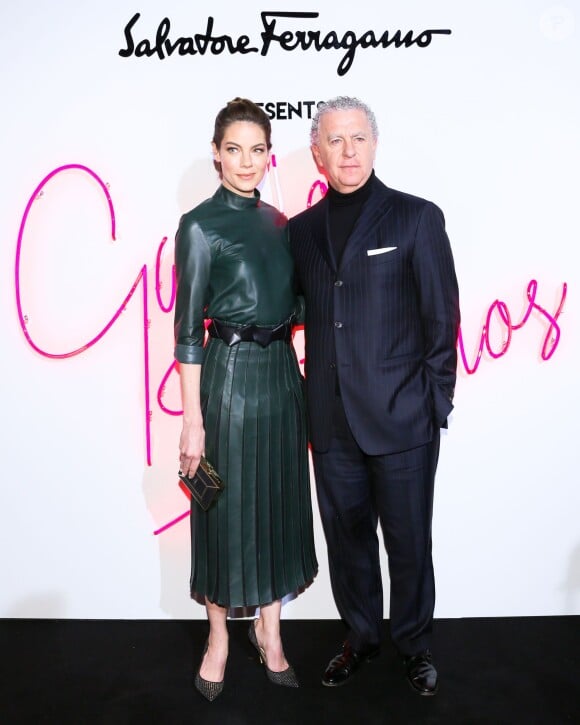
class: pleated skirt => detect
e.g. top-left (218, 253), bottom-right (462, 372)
top-left (190, 337), bottom-right (318, 608)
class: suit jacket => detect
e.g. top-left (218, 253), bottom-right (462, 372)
top-left (289, 174), bottom-right (460, 455)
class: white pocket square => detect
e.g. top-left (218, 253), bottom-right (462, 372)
top-left (367, 246), bottom-right (397, 256)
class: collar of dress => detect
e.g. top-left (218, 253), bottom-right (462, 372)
top-left (215, 184), bottom-right (260, 210)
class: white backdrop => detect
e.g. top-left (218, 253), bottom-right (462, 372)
top-left (1, 0), bottom-right (578, 620)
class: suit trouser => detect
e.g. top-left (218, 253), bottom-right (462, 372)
top-left (312, 393), bottom-right (440, 657)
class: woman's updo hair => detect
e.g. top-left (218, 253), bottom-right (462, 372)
top-left (212, 97), bottom-right (272, 150)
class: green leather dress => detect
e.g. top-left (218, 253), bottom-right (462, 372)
top-left (174, 185), bottom-right (317, 607)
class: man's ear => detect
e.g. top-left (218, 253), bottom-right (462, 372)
top-left (311, 144), bottom-right (324, 173)
top-left (211, 142), bottom-right (222, 175)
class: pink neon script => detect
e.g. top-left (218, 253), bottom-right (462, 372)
top-left (14, 163), bottom-right (568, 537)
top-left (458, 280), bottom-right (567, 374)
top-left (15, 164), bottom-right (154, 464)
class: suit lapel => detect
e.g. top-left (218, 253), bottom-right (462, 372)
top-left (339, 177), bottom-right (395, 270)
top-left (309, 196), bottom-right (337, 272)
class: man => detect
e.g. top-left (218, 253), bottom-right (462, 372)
top-left (289, 96), bottom-right (460, 695)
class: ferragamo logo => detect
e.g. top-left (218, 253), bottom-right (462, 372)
top-left (118, 11), bottom-right (452, 76)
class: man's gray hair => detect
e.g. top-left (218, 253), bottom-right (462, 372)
top-left (310, 96), bottom-right (379, 146)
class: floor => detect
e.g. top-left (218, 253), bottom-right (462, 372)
top-left (1, 617), bottom-right (579, 724)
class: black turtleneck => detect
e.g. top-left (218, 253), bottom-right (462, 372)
top-left (327, 170), bottom-right (374, 266)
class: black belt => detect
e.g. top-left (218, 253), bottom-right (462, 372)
top-left (208, 319), bottom-right (292, 347)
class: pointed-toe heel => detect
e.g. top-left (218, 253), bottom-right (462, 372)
top-left (194, 640), bottom-right (224, 702)
top-left (248, 620), bottom-right (299, 688)
top-left (264, 663), bottom-right (299, 688)
top-left (194, 671), bottom-right (224, 702)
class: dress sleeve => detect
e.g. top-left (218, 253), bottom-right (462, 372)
top-left (283, 219), bottom-right (305, 324)
top-left (173, 214), bottom-right (211, 364)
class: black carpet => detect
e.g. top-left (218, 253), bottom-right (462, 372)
top-left (1, 618), bottom-right (579, 724)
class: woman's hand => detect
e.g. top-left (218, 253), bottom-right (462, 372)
top-left (179, 419), bottom-right (205, 478)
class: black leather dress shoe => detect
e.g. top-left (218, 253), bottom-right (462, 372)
top-left (404, 650), bottom-right (438, 696)
top-left (322, 641), bottom-right (380, 687)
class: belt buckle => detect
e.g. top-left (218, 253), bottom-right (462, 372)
top-left (253, 326), bottom-right (271, 347)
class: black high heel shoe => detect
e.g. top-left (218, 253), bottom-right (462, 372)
top-left (194, 640), bottom-right (224, 702)
top-left (248, 620), bottom-right (299, 688)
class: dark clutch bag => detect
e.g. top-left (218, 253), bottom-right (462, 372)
top-left (178, 456), bottom-right (224, 511)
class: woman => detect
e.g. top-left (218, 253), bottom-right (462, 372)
top-left (174, 98), bottom-right (317, 701)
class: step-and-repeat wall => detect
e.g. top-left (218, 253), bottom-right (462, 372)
top-left (1, 1), bottom-right (578, 618)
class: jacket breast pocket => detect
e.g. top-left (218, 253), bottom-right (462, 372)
top-left (366, 241), bottom-right (399, 262)
top-left (366, 250), bottom-right (401, 272)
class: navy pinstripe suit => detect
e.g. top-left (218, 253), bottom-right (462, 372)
top-left (290, 173), bottom-right (460, 655)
